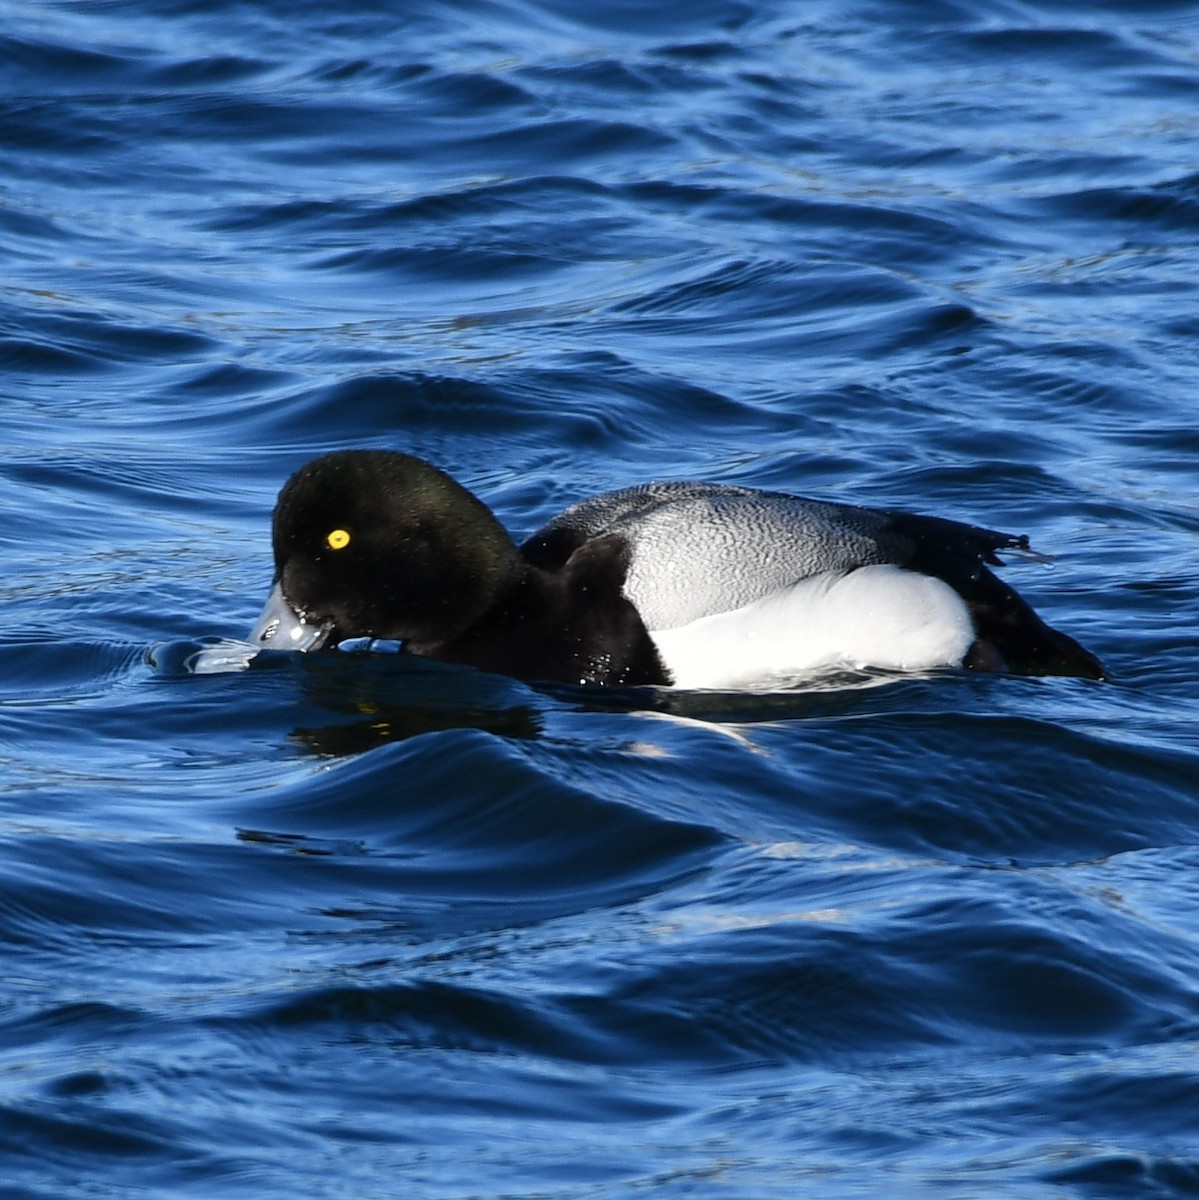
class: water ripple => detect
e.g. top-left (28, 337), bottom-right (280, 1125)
top-left (4, 0), bottom-right (1199, 1196)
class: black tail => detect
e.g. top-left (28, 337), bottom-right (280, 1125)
top-left (881, 510), bottom-right (1105, 680)
top-left (961, 566), bottom-right (1105, 680)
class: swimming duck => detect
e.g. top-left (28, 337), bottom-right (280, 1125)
top-left (248, 449), bottom-right (1104, 688)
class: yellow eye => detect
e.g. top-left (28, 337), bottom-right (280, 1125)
top-left (326, 529), bottom-right (351, 550)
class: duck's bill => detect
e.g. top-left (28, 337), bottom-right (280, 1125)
top-left (248, 582), bottom-right (334, 652)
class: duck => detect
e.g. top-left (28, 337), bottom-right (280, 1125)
top-left (247, 449), bottom-right (1105, 688)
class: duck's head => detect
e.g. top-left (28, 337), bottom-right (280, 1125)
top-left (249, 450), bottom-right (522, 653)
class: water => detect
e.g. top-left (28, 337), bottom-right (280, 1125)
top-left (3, 0), bottom-right (1199, 1195)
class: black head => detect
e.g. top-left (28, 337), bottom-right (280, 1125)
top-left (270, 450), bottom-right (523, 645)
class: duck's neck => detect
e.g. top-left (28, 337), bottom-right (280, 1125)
top-left (410, 553), bottom-right (669, 687)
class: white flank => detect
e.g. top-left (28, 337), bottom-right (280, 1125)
top-left (648, 564), bottom-right (975, 690)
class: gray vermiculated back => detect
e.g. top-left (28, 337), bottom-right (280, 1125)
top-left (534, 482), bottom-right (907, 629)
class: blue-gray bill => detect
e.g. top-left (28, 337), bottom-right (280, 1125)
top-left (248, 582), bottom-right (334, 652)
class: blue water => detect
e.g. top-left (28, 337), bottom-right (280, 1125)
top-left (4, 0), bottom-right (1199, 1195)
